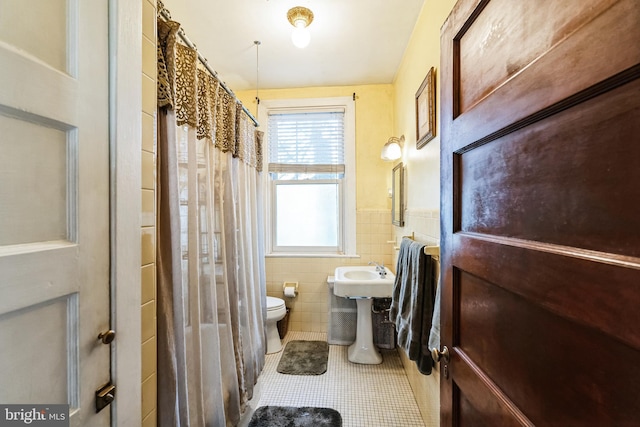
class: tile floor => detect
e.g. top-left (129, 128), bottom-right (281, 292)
top-left (240, 331), bottom-right (426, 427)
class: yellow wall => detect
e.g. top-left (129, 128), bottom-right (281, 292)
top-left (237, 84), bottom-right (394, 211)
top-left (393, 0), bottom-right (456, 210)
top-left (390, 1), bottom-right (457, 426)
top-left (237, 85), bottom-right (396, 332)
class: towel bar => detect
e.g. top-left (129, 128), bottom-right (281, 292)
top-left (402, 232), bottom-right (415, 240)
top-left (424, 245), bottom-right (440, 259)
top-left (395, 233), bottom-right (440, 260)
top-left (392, 233), bottom-right (416, 250)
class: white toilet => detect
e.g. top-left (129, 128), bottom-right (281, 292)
top-left (266, 296), bottom-right (287, 354)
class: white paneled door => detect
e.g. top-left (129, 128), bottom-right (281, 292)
top-left (0, 1), bottom-right (111, 426)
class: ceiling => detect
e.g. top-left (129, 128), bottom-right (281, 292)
top-left (160, 0), bottom-right (425, 92)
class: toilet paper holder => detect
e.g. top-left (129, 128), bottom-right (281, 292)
top-left (283, 281), bottom-right (299, 297)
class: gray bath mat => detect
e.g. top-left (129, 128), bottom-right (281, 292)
top-left (276, 340), bottom-right (329, 375)
top-left (248, 406), bottom-right (342, 427)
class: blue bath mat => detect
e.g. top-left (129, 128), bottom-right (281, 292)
top-left (248, 406), bottom-right (342, 427)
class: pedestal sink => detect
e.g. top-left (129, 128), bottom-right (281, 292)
top-left (334, 266), bottom-right (395, 364)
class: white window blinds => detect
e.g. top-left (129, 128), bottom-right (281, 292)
top-left (268, 110), bottom-right (345, 174)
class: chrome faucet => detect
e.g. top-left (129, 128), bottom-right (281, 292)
top-left (368, 261), bottom-right (386, 277)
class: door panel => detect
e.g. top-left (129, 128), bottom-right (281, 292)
top-left (456, 0), bottom-right (613, 114)
top-left (0, 0), bottom-right (69, 71)
top-left (453, 353), bottom-right (529, 427)
top-left (449, 0), bottom-right (640, 148)
top-left (453, 235), bottom-right (640, 351)
top-left (0, 295), bottom-right (77, 404)
top-left (454, 270), bottom-right (640, 423)
top-left (440, 0), bottom-right (640, 425)
top-left (0, 1), bottom-right (110, 425)
top-left (458, 79), bottom-right (640, 255)
top-left (0, 114), bottom-right (71, 245)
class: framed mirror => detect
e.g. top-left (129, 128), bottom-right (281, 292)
top-left (392, 162), bottom-right (404, 226)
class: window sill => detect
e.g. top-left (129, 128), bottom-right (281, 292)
top-left (265, 253), bottom-right (361, 259)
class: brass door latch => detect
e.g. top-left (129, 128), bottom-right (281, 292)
top-left (95, 383), bottom-right (116, 413)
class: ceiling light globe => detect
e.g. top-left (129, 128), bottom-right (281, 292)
top-left (291, 25), bottom-right (310, 48)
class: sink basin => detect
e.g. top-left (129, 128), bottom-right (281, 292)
top-left (334, 266), bottom-right (395, 298)
top-left (343, 270), bottom-right (379, 281)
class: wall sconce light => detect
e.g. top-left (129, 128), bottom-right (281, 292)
top-left (381, 135), bottom-right (404, 161)
top-left (287, 6), bottom-right (314, 48)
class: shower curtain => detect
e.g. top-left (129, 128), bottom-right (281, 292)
top-left (156, 15), bottom-right (266, 427)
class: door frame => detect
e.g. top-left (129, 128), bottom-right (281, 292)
top-left (109, 0), bottom-right (142, 423)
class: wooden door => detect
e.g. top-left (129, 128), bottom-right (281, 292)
top-left (439, 0), bottom-right (640, 425)
top-left (0, 1), bottom-right (111, 425)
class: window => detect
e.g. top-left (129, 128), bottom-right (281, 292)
top-left (260, 97), bottom-right (355, 256)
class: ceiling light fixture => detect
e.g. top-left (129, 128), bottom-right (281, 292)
top-left (287, 6), bottom-right (314, 48)
top-left (381, 135), bottom-right (405, 161)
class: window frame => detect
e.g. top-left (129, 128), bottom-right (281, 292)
top-left (259, 96), bottom-right (356, 257)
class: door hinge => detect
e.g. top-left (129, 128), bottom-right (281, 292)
top-left (95, 382), bottom-right (116, 413)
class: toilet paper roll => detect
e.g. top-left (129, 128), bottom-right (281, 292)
top-left (284, 286), bottom-right (297, 298)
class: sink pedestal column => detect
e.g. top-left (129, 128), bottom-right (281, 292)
top-left (348, 298), bottom-right (383, 364)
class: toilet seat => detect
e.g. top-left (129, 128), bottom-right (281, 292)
top-left (266, 296), bottom-right (285, 311)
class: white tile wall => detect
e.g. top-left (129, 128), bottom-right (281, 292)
top-left (266, 210), bottom-right (394, 333)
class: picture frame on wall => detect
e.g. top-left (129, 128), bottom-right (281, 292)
top-left (415, 66), bottom-right (436, 149)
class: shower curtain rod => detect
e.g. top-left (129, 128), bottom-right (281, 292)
top-left (159, 7), bottom-right (260, 127)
